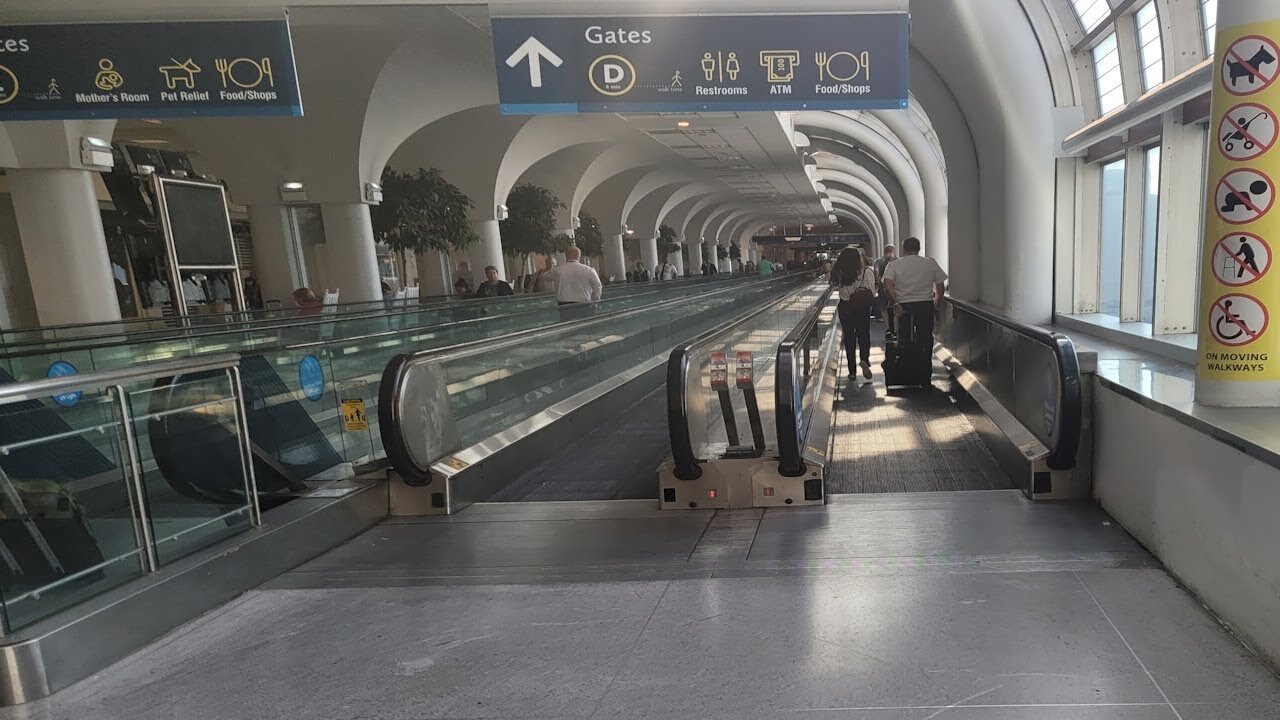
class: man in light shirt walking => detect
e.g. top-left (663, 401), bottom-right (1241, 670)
top-left (550, 246), bottom-right (603, 305)
top-left (881, 236), bottom-right (947, 347)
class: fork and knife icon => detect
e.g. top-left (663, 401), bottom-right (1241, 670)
top-left (214, 57), bottom-right (275, 89)
top-left (815, 51), bottom-right (870, 83)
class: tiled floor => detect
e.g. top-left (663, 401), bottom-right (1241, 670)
top-left (14, 494), bottom-right (1279, 720)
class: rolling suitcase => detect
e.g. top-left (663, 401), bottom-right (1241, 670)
top-left (881, 311), bottom-right (933, 387)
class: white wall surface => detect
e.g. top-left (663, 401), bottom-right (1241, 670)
top-left (1094, 383), bottom-right (1280, 667)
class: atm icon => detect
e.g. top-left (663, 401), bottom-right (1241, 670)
top-left (760, 51), bottom-right (800, 83)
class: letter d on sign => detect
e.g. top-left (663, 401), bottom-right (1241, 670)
top-left (605, 64), bottom-right (625, 84)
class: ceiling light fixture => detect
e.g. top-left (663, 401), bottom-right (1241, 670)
top-left (676, 120), bottom-right (691, 128)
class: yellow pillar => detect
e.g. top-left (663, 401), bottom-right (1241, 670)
top-left (1196, 7), bottom-right (1280, 406)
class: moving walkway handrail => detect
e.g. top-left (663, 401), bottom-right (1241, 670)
top-left (942, 296), bottom-right (1082, 470)
top-left (0, 353), bottom-right (243, 403)
top-left (0, 274), bottom-right (743, 358)
top-left (775, 284), bottom-right (836, 477)
top-left (665, 273), bottom-right (824, 481)
top-left (0, 292), bottom-right (558, 358)
top-left (382, 273), bottom-right (807, 485)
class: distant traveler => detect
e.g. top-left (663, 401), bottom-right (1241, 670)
top-left (633, 261), bottom-right (651, 282)
top-left (531, 256), bottom-right (558, 293)
top-left (474, 266), bottom-right (514, 298)
top-left (655, 254), bottom-right (678, 280)
top-left (757, 257), bottom-right (775, 276)
top-left (831, 247), bottom-right (877, 380)
top-left (453, 276), bottom-right (472, 297)
top-left (292, 287), bottom-right (322, 316)
top-left (701, 261), bottom-right (718, 276)
top-left (874, 245), bottom-right (896, 329)
top-left (881, 237), bottom-right (947, 347)
top-left (551, 246), bottom-right (603, 305)
top-left (242, 276), bottom-right (264, 310)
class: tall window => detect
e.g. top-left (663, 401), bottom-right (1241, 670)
top-left (1202, 0), bottom-right (1218, 54)
top-left (1099, 158), bottom-right (1127, 316)
top-left (1135, 2), bottom-right (1164, 91)
top-left (1094, 33), bottom-right (1125, 115)
top-left (1141, 146), bottom-right (1161, 323)
top-left (1071, 0), bottom-right (1111, 32)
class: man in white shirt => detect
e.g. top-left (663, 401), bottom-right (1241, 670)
top-left (550, 246), bottom-right (603, 305)
top-left (654, 254), bottom-right (678, 281)
top-left (881, 236), bottom-right (947, 347)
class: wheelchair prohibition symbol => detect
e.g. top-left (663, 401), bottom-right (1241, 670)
top-left (1209, 293), bottom-right (1269, 347)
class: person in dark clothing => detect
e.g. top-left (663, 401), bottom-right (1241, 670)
top-left (453, 276), bottom-right (472, 297)
top-left (474, 265), bottom-right (514, 298)
top-left (242, 276), bottom-right (265, 310)
top-left (831, 247), bottom-right (876, 380)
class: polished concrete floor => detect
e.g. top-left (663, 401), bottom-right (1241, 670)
top-left (11, 493), bottom-right (1280, 720)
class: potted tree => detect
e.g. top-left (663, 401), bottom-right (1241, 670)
top-left (501, 183), bottom-right (565, 287)
top-left (370, 167), bottom-right (478, 297)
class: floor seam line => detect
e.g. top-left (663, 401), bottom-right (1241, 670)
top-left (587, 580), bottom-right (671, 720)
top-left (1073, 570), bottom-right (1185, 720)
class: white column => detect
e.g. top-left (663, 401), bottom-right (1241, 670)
top-left (468, 219), bottom-right (506, 282)
top-left (640, 237), bottom-right (659, 276)
top-left (416, 249), bottom-right (451, 297)
top-left (749, 244), bottom-right (759, 263)
top-left (688, 239), bottom-right (704, 273)
top-left (672, 243), bottom-right (685, 276)
top-left (604, 233), bottom-right (626, 282)
top-left (718, 245), bottom-right (732, 273)
top-left (8, 168), bottom-right (121, 326)
top-left (247, 204), bottom-right (301, 306)
top-left (319, 203), bottom-right (382, 303)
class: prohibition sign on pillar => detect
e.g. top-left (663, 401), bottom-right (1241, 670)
top-left (1215, 167), bottom-right (1275, 224)
top-left (1221, 35), bottom-right (1279, 96)
top-left (1213, 232), bottom-right (1271, 287)
top-left (1209, 293), bottom-right (1269, 347)
top-left (1219, 103), bottom-right (1277, 161)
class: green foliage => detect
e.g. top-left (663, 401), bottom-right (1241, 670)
top-left (549, 233), bottom-right (575, 253)
top-left (657, 224), bottom-right (680, 256)
top-left (716, 245), bottom-right (729, 260)
top-left (500, 183), bottom-right (565, 257)
top-left (729, 243), bottom-right (742, 260)
top-left (575, 211), bottom-right (605, 258)
top-left (370, 167), bottom-right (477, 253)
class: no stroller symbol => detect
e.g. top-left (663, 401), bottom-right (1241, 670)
top-left (1219, 103), bottom-right (1276, 161)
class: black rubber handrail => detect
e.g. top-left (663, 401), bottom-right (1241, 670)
top-left (384, 273), bottom-right (811, 485)
top-left (666, 274), bottom-right (825, 481)
top-left (943, 296), bottom-right (1082, 470)
top-left (775, 285), bottom-right (836, 477)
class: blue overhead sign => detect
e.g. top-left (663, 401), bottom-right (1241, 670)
top-left (0, 19), bottom-right (302, 120)
top-left (491, 13), bottom-right (909, 114)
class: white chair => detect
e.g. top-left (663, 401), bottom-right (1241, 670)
top-left (406, 286), bottom-right (420, 300)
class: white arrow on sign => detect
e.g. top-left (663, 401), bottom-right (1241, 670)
top-left (505, 36), bottom-right (563, 88)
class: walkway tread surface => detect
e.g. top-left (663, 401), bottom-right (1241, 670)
top-left (487, 386), bottom-right (667, 502)
top-left (17, 495), bottom-right (1280, 720)
top-left (827, 323), bottom-right (1013, 494)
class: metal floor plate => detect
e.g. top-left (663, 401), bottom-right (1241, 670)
top-left (826, 324), bottom-right (1013, 494)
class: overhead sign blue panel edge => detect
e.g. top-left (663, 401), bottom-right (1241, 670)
top-left (491, 13), bottom-right (909, 114)
top-left (0, 19), bottom-right (303, 120)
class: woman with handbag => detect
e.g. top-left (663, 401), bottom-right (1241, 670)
top-left (831, 247), bottom-right (877, 380)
